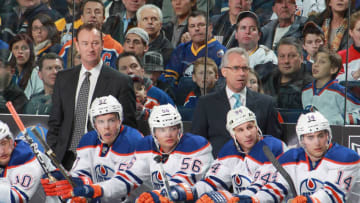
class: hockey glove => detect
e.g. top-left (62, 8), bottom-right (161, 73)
top-left (137, 190), bottom-right (172, 203)
top-left (291, 195), bottom-right (313, 203)
top-left (196, 191), bottom-right (240, 203)
top-left (61, 184), bottom-right (103, 200)
top-left (169, 183), bottom-right (198, 201)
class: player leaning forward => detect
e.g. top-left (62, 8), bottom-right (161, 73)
top-left (41, 95), bottom-right (143, 202)
top-left (239, 111), bottom-right (360, 203)
top-left (43, 104), bottom-right (213, 201)
top-left (0, 120), bottom-right (58, 202)
top-left (151, 106), bottom-right (287, 202)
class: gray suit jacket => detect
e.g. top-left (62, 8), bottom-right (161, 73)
top-left (192, 87), bottom-right (282, 157)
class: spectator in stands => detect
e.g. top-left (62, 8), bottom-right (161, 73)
top-left (143, 51), bottom-right (176, 103)
top-left (308, 0), bottom-right (354, 51)
top-left (337, 11), bottom-right (360, 81)
top-left (234, 11), bottom-right (278, 72)
top-left (247, 69), bottom-right (263, 93)
top-left (136, 4), bottom-right (174, 65)
top-left (0, 0), bottom-right (59, 43)
top-left (55, 0), bottom-right (83, 45)
top-left (103, 0), bottom-right (145, 44)
top-left (294, 0), bottom-right (326, 17)
top-left (262, 37), bottom-right (313, 109)
top-left (123, 27), bottom-right (149, 59)
top-left (29, 13), bottom-right (62, 61)
top-left (9, 33), bottom-right (43, 99)
top-left (117, 52), bottom-right (175, 109)
top-left (212, 0), bottom-right (252, 47)
top-left (192, 47), bottom-right (282, 156)
top-left (162, 0), bottom-right (196, 47)
top-left (161, 11), bottom-right (226, 89)
top-left (0, 50), bottom-right (27, 113)
top-left (24, 53), bottom-right (63, 115)
top-left (184, 57), bottom-right (219, 108)
top-left (131, 76), bottom-right (152, 120)
top-left (302, 46), bottom-right (360, 125)
top-left (59, 0), bottom-right (124, 69)
top-left (260, 0), bottom-right (307, 50)
top-left (302, 21), bottom-right (325, 72)
top-left (252, 0), bottom-right (274, 25)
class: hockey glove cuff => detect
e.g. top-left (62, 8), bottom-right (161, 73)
top-left (137, 190), bottom-right (172, 203)
top-left (169, 183), bottom-right (198, 201)
top-left (196, 190), bottom-right (240, 203)
top-left (291, 195), bottom-right (314, 203)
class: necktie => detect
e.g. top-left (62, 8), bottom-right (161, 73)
top-left (70, 72), bottom-right (91, 152)
top-left (232, 93), bottom-right (242, 109)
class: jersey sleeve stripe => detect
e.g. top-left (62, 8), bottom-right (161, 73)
top-left (262, 188), bottom-right (279, 203)
top-left (114, 175), bottom-right (131, 194)
top-left (207, 175), bottom-right (229, 191)
top-left (76, 170), bottom-right (92, 180)
top-left (201, 179), bottom-right (218, 191)
top-left (125, 170), bottom-right (143, 185)
top-left (172, 173), bottom-right (194, 186)
top-left (76, 145), bottom-right (97, 151)
top-left (264, 184), bottom-right (284, 201)
top-left (10, 192), bottom-right (15, 203)
top-left (272, 182), bottom-right (288, 196)
top-left (324, 185), bottom-right (345, 203)
top-left (325, 190), bottom-right (337, 203)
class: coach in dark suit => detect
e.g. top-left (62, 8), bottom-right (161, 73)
top-left (47, 24), bottom-right (136, 168)
top-left (192, 47), bottom-right (282, 156)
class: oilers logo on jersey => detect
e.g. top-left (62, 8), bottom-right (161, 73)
top-left (231, 174), bottom-right (252, 193)
top-left (299, 178), bottom-right (323, 196)
top-left (94, 164), bottom-right (115, 182)
top-left (151, 171), bottom-right (171, 190)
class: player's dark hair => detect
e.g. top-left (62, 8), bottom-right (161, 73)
top-left (315, 46), bottom-right (342, 79)
top-left (188, 10), bottom-right (211, 25)
top-left (39, 53), bottom-right (64, 71)
top-left (76, 23), bottom-right (103, 41)
top-left (277, 37), bottom-right (303, 58)
top-left (116, 52), bottom-right (144, 69)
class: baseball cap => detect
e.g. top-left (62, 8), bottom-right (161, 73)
top-left (143, 51), bottom-right (164, 72)
top-left (236, 11), bottom-right (261, 30)
top-left (125, 27), bottom-right (149, 45)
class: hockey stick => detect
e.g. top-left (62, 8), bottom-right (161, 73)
top-left (5, 101), bottom-right (75, 188)
top-left (154, 155), bottom-right (171, 199)
top-left (262, 145), bottom-right (297, 197)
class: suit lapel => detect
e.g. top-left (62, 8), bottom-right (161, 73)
top-left (92, 65), bottom-right (109, 101)
top-left (246, 89), bottom-right (257, 110)
top-left (216, 87), bottom-right (231, 110)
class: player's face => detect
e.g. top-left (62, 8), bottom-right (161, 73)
top-left (31, 19), bottom-right (48, 44)
top-left (118, 55), bottom-right (144, 77)
top-left (235, 17), bottom-right (260, 51)
top-left (192, 66), bottom-right (218, 91)
top-left (171, 0), bottom-right (195, 18)
top-left (301, 130), bottom-right (329, 162)
top-left (154, 125), bottom-right (180, 153)
top-left (95, 113), bottom-right (121, 145)
top-left (138, 8), bottom-right (162, 38)
top-left (133, 82), bottom-right (146, 104)
top-left (123, 34), bottom-right (148, 57)
top-left (11, 40), bottom-right (30, 66)
top-left (221, 53), bottom-right (249, 93)
top-left (75, 28), bottom-right (103, 69)
top-left (0, 138), bottom-right (14, 166)
top-left (246, 71), bottom-right (259, 92)
top-left (122, 0), bottom-right (145, 13)
top-left (81, 1), bottom-right (105, 27)
top-left (303, 34), bottom-right (324, 58)
top-left (272, 0), bottom-right (296, 21)
top-left (350, 20), bottom-right (360, 47)
top-left (39, 59), bottom-right (63, 89)
top-left (277, 44), bottom-right (302, 77)
top-left (188, 16), bottom-right (212, 46)
top-left (312, 52), bottom-right (338, 81)
top-left (229, 0), bottom-right (252, 17)
top-left (233, 121), bottom-right (258, 153)
top-left (329, 0), bottom-right (348, 13)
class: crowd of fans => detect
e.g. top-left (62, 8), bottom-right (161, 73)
top-left (0, 0), bottom-right (360, 126)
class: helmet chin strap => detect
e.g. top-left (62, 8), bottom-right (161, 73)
top-left (96, 126), bottom-right (121, 145)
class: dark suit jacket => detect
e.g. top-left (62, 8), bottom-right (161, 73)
top-left (47, 64), bottom-right (136, 162)
top-left (192, 88), bottom-right (282, 157)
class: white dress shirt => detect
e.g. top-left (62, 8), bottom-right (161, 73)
top-left (226, 86), bottom-right (247, 109)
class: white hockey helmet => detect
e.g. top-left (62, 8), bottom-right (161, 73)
top-left (90, 95), bottom-right (123, 128)
top-left (148, 104), bottom-right (183, 151)
top-left (226, 106), bottom-right (262, 153)
top-left (0, 120), bottom-right (13, 141)
top-left (296, 111), bottom-right (332, 144)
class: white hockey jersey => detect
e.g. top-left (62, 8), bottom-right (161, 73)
top-left (252, 143), bottom-right (360, 203)
top-left (0, 140), bottom-right (56, 203)
top-left (249, 45), bottom-right (278, 69)
top-left (70, 125), bottom-right (143, 202)
top-left (97, 133), bottom-right (214, 200)
top-left (337, 44), bottom-right (360, 81)
top-left (302, 80), bottom-right (360, 125)
top-left (194, 136), bottom-right (286, 197)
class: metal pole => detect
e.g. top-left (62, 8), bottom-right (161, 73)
top-left (203, 0), bottom-right (210, 95)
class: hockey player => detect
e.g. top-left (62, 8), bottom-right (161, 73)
top-left (0, 120), bottom-right (57, 202)
top-left (41, 95), bottom-right (143, 202)
top-left (44, 104), bottom-right (213, 201)
top-left (150, 106), bottom-right (287, 202)
top-left (205, 111), bottom-right (360, 202)
top-left (302, 46), bottom-right (360, 125)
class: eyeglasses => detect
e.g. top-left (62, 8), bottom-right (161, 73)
top-left (224, 66), bottom-right (250, 72)
top-left (32, 26), bottom-right (47, 32)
